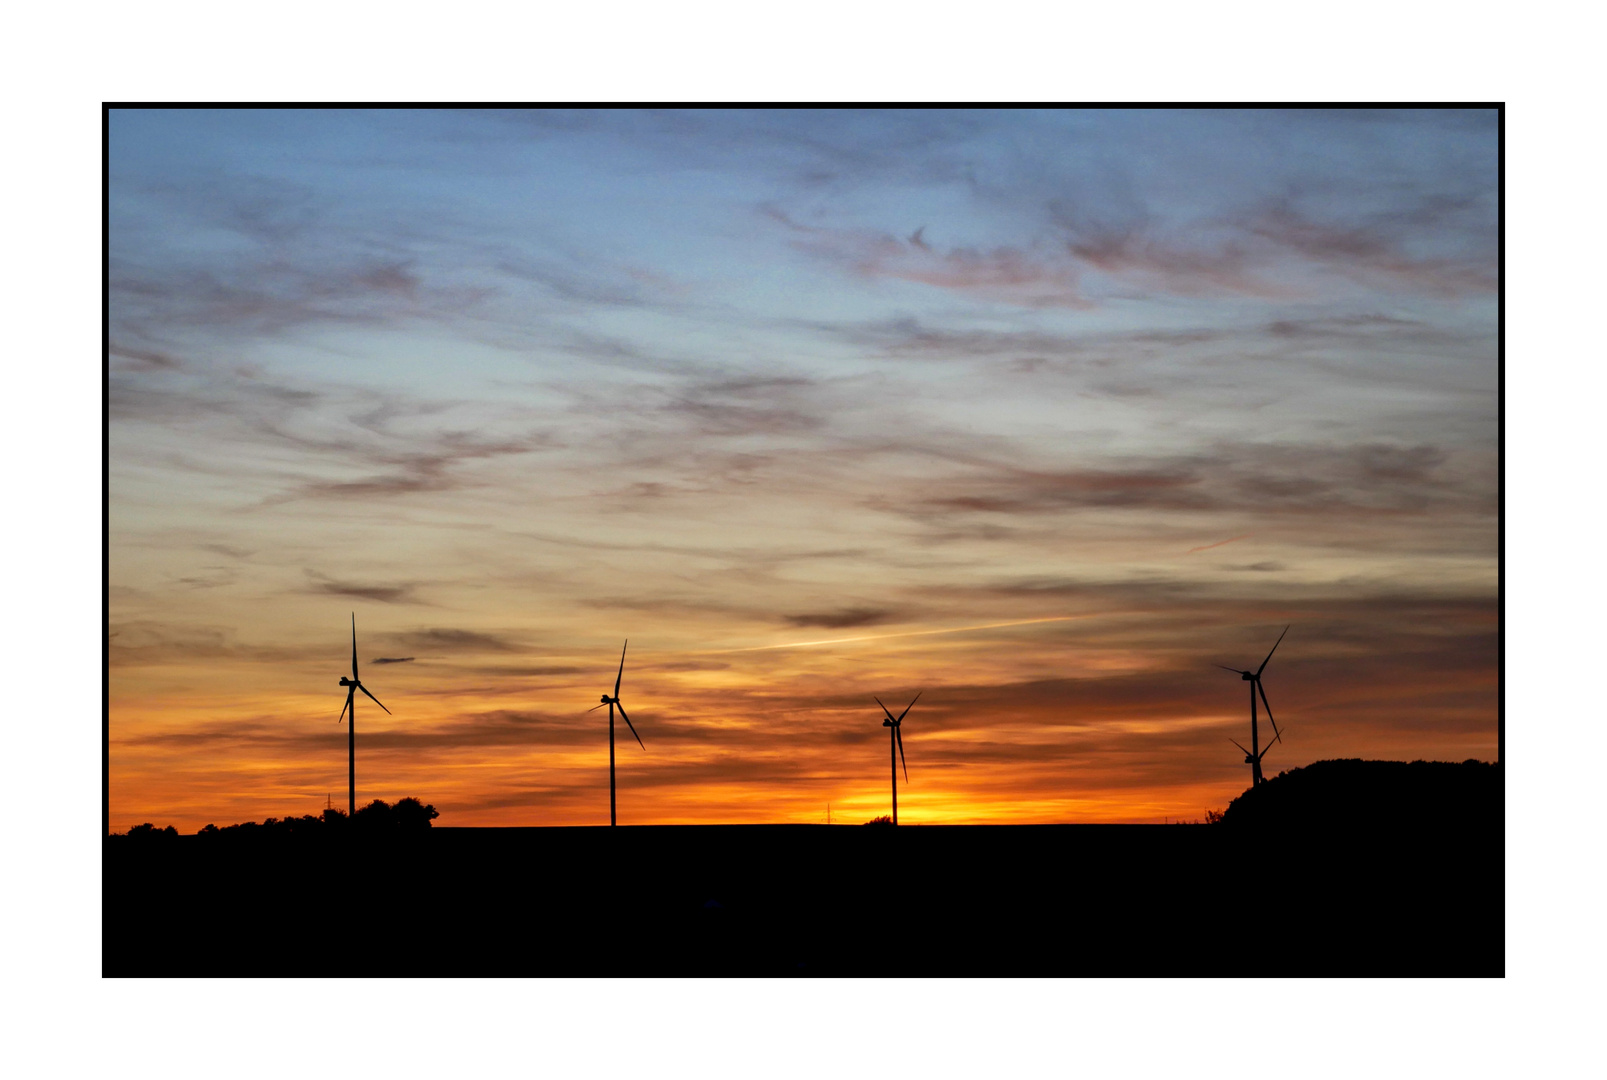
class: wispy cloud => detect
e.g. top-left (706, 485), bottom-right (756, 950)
top-left (108, 620), bottom-right (320, 668)
top-left (782, 607), bottom-right (898, 629)
top-left (766, 207), bottom-right (1093, 309)
top-left (1243, 197), bottom-right (1497, 298)
top-left (1055, 209), bottom-right (1291, 299)
top-left (305, 571), bottom-right (421, 605)
top-left (1188, 535), bottom-right (1252, 554)
top-left (110, 343), bottom-right (186, 372)
top-left (275, 435), bottom-right (545, 502)
top-left (394, 628), bottom-right (520, 654)
top-left (722, 615), bottom-right (1091, 652)
top-left (201, 542), bottom-right (255, 559)
top-left (887, 440), bottom-right (1478, 522)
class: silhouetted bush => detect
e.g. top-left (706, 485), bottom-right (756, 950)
top-left (120, 823), bottom-right (179, 839)
top-left (863, 816), bottom-right (894, 826)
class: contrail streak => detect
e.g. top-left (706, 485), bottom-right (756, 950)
top-left (1187, 534), bottom-right (1252, 554)
top-left (713, 615), bottom-right (1090, 653)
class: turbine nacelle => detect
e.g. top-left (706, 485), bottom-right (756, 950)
top-left (340, 677), bottom-right (355, 687)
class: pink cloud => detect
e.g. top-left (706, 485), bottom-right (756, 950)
top-left (766, 207), bottom-right (1093, 309)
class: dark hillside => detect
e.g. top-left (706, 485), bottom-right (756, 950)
top-left (106, 798), bottom-right (1502, 977)
top-left (1220, 759), bottom-right (1501, 830)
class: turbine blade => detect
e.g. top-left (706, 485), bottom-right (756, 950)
top-left (358, 683), bottom-right (391, 715)
top-left (615, 640), bottom-right (628, 698)
top-left (873, 696), bottom-right (898, 723)
top-left (1256, 625), bottom-right (1289, 677)
top-left (585, 701), bottom-right (609, 713)
top-left (897, 691), bottom-right (922, 723)
top-left (1215, 664), bottom-right (1246, 675)
top-left (617, 702), bottom-right (644, 750)
top-left (338, 692), bottom-right (351, 724)
top-left (896, 725), bottom-right (908, 782)
top-left (351, 613), bottom-right (359, 681)
top-left (1229, 738), bottom-right (1250, 755)
top-left (1257, 681), bottom-right (1280, 741)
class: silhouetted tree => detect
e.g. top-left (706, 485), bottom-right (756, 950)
top-left (393, 797), bottom-right (439, 829)
top-left (863, 815), bottom-right (894, 826)
top-left (114, 798), bottom-right (436, 842)
top-left (353, 799), bottom-right (395, 829)
top-left (277, 813), bottom-right (321, 837)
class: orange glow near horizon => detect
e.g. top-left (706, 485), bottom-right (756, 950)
top-left (109, 611), bottom-right (1497, 833)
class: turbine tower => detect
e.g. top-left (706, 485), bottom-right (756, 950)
top-left (336, 614), bottom-right (390, 817)
top-left (587, 640), bottom-right (643, 826)
top-left (1217, 625), bottom-right (1287, 787)
top-left (874, 692), bottom-right (919, 824)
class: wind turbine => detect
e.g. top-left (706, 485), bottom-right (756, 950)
top-left (1217, 625), bottom-right (1287, 787)
top-left (1230, 722), bottom-right (1293, 781)
top-left (336, 614), bottom-right (390, 817)
top-left (874, 692), bottom-right (919, 825)
top-left (587, 640), bottom-right (643, 826)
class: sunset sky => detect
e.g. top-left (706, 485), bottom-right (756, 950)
top-left (107, 108), bottom-right (1498, 831)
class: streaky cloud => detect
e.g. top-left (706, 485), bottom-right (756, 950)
top-left (396, 628), bottom-right (521, 654)
top-left (305, 571), bottom-right (420, 605)
top-left (782, 607), bottom-right (898, 629)
top-left (764, 205), bottom-right (1094, 310)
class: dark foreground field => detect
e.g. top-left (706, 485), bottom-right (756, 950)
top-left (107, 803), bottom-right (1501, 976)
